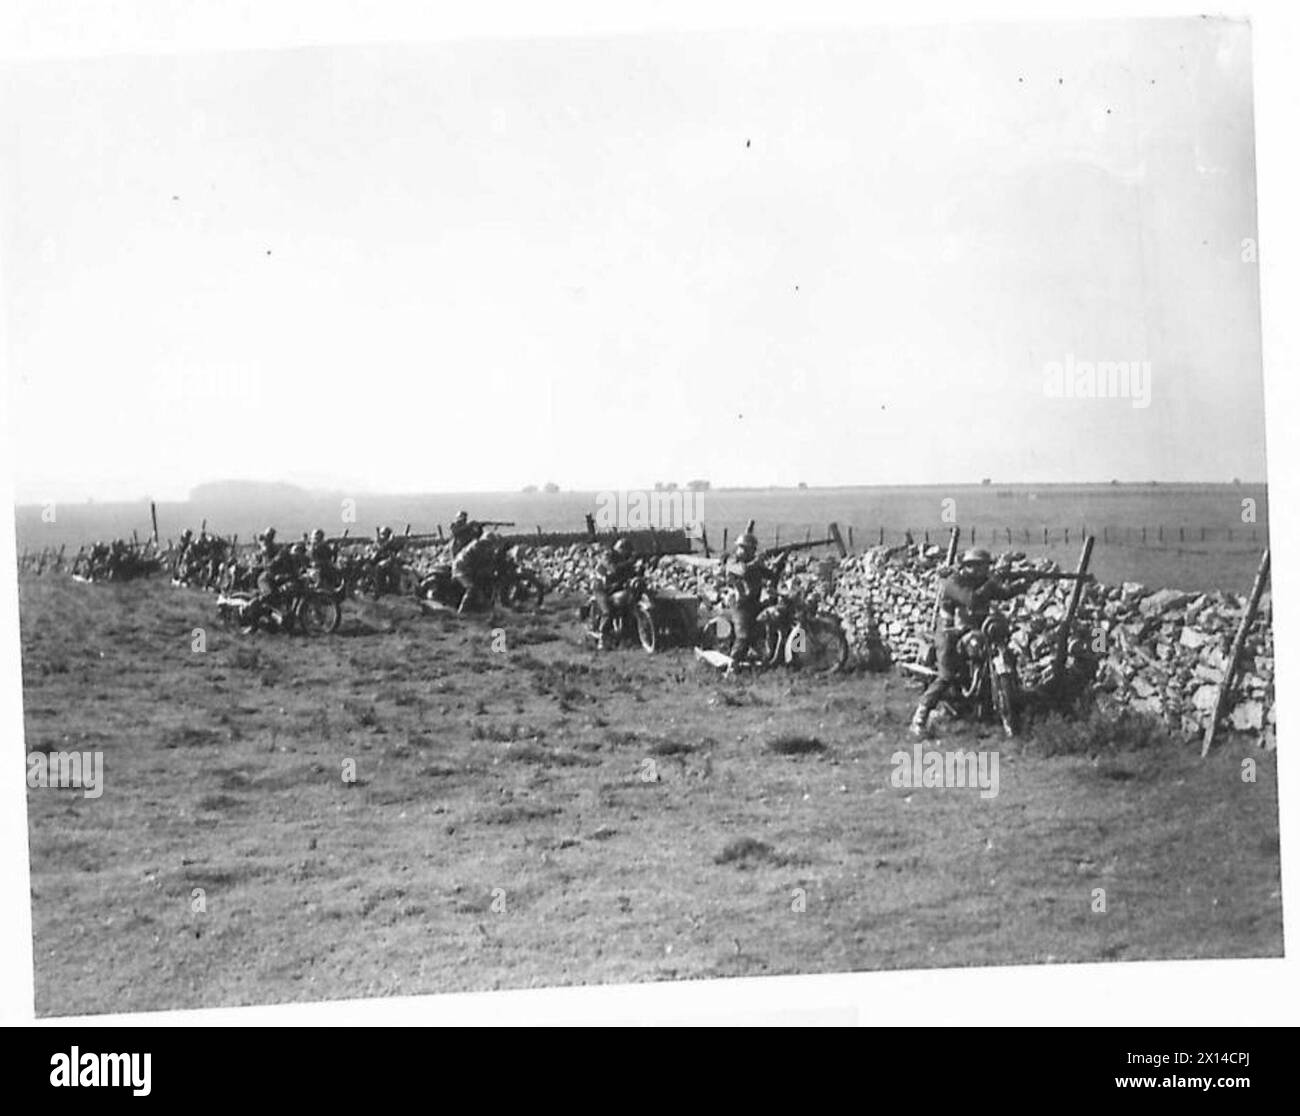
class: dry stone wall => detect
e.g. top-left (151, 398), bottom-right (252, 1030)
top-left (518, 540), bottom-right (1275, 747)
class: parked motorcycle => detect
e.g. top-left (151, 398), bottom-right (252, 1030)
top-left (697, 586), bottom-right (849, 674)
top-left (216, 576), bottom-right (340, 636)
top-left (579, 576), bottom-right (658, 652)
top-left (901, 608), bottom-right (1021, 736)
top-left (416, 549), bottom-right (545, 613)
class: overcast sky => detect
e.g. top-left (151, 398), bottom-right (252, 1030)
top-left (0, 17), bottom-right (1265, 502)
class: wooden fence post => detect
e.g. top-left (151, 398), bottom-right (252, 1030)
top-left (1202, 548), bottom-right (1270, 757)
top-left (848, 525), bottom-right (855, 551)
top-left (1050, 535), bottom-right (1095, 694)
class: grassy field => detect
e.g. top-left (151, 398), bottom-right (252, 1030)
top-left (20, 574), bottom-right (1282, 1017)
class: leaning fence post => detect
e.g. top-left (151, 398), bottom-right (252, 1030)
top-left (1202, 548), bottom-right (1271, 757)
top-left (721, 526), bottom-right (728, 554)
top-left (1050, 535), bottom-right (1095, 695)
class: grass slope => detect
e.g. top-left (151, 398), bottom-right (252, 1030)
top-left (19, 576), bottom-right (1283, 1016)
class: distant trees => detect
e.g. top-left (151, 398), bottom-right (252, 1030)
top-left (543, 481), bottom-right (560, 494)
top-left (686, 479), bottom-right (710, 491)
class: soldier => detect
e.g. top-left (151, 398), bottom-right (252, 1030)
top-left (176, 528), bottom-right (194, 573)
top-left (720, 531), bottom-right (785, 664)
top-left (910, 547), bottom-right (1035, 736)
top-left (367, 526), bottom-right (405, 595)
top-left (591, 537), bottom-right (640, 649)
top-left (451, 532), bottom-right (498, 614)
top-left (88, 540), bottom-right (108, 578)
top-left (307, 528), bottom-right (340, 588)
top-left (449, 510), bottom-right (482, 556)
top-left (247, 527), bottom-right (297, 625)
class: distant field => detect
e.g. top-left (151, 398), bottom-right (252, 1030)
top-left (20, 576), bottom-right (1283, 1016)
top-left (14, 482), bottom-right (1269, 593)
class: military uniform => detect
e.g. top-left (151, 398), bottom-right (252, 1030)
top-left (452, 535), bottom-right (496, 612)
top-left (723, 552), bottom-right (782, 662)
top-left (256, 541), bottom-right (297, 600)
top-left (914, 569), bottom-right (1022, 725)
top-left (592, 549), bottom-right (639, 643)
top-left (450, 519), bottom-right (483, 556)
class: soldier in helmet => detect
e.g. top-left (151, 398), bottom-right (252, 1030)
top-left (451, 530), bottom-right (499, 614)
top-left (721, 531), bottom-right (785, 664)
top-left (591, 537), bottom-right (640, 648)
top-left (307, 528), bottom-right (340, 589)
top-left (368, 526), bottom-right (405, 595)
top-left (247, 527), bottom-right (296, 624)
top-left (910, 546), bottom-right (1035, 736)
top-left (449, 510), bottom-right (483, 557)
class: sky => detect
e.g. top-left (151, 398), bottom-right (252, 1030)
top-left (0, 17), bottom-right (1267, 502)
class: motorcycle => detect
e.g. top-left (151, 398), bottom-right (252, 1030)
top-left (902, 608), bottom-right (1020, 737)
top-left (216, 575), bottom-right (341, 636)
top-left (491, 549), bottom-right (546, 610)
top-left (579, 575), bottom-right (658, 653)
top-left (953, 608), bottom-right (1020, 737)
top-left (416, 550), bottom-right (546, 613)
top-left (697, 586), bottom-right (849, 674)
top-left (351, 553), bottom-right (417, 599)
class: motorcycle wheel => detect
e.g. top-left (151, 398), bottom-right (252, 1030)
top-left (635, 604), bottom-right (657, 654)
top-left (991, 670), bottom-right (1018, 737)
top-left (296, 591), bottom-right (341, 636)
top-left (787, 618), bottom-right (850, 674)
top-left (762, 623), bottom-right (783, 666)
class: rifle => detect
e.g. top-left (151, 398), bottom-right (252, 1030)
top-left (479, 520), bottom-right (516, 530)
top-left (935, 564), bottom-right (1093, 585)
top-left (761, 537), bottom-right (833, 564)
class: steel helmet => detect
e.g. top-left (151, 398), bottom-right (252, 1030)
top-left (263, 527), bottom-right (277, 541)
top-left (612, 538), bottom-right (633, 558)
top-left (455, 510), bottom-right (468, 523)
top-left (960, 547), bottom-right (992, 567)
top-left (736, 533), bottom-right (758, 555)
top-left (380, 526), bottom-right (393, 539)
top-left (311, 528), bottom-right (325, 543)
top-left (290, 542), bottom-right (306, 556)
